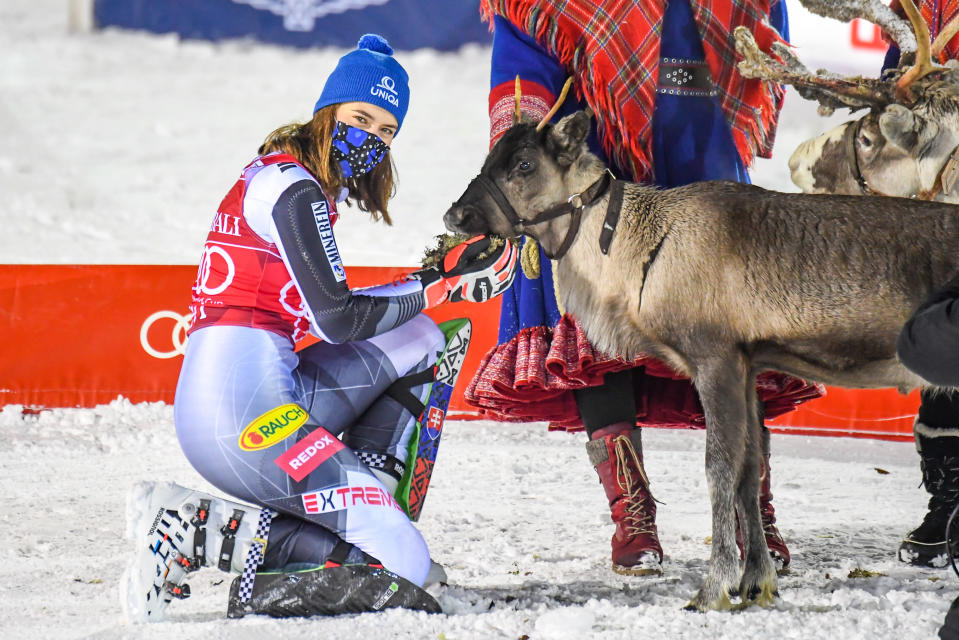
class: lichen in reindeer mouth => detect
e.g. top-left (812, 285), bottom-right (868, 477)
top-left (420, 233), bottom-right (514, 268)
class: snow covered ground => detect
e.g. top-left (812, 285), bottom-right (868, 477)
top-left (1, 1), bottom-right (955, 638)
top-left (0, 402), bottom-right (951, 639)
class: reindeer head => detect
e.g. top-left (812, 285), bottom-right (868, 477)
top-left (788, 95), bottom-right (959, 198)
top-left (736, 0), bottom-right (959, 201)
top-left (445, 110), bottom-right (605, 258)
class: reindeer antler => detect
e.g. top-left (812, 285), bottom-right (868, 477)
top-left (801, 0), bottom-right (917, 55)
top-left (932, 15), bottom-right (959, 58)
top-left (892, 0), bottom-right (938, 96)
top-left (513, 75), bottom-right (522, 124)
top-left (734, 27), bottom-right (892, 115)
top-left (795, 1), bottom-right (950, 101)
top-left (734, 0), bottom-right (959, 113)
top-left (536, 77), bottom-right (574, 131)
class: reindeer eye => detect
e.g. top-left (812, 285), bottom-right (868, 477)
top-left (508, 154), bottom-right (536, 178)
top-left (858, 133), bottom-right (873, 149)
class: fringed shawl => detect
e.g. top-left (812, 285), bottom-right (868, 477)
top-left (480, 0), bottom-right (787, 180)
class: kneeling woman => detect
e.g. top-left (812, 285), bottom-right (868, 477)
top-left (122, 35), bottom-right (516, 622)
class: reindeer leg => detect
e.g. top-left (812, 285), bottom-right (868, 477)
top-left (735, 385), bottom-right (779, 608)
top-left (685, 354), bottom-right (750, 612)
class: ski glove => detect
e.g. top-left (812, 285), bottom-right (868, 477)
top-left (412, 236), bottom-right (518, 308)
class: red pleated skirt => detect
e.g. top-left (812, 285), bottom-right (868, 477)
top-left (464, 314), bottom-right (825, 431)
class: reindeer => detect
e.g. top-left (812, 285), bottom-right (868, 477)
top-left (734, 0), bottom-right (959, 572)
top-left (443, 101), bottom-right (959, 609)
top-left (735, 0), bottom-right (959, 201)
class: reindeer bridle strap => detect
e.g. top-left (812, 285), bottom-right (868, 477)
top-left (518, 169), bottom-right (615, 259)
top-left (469, 170), bottom-right (616, 260)
top-left (843, 118), bottom-right (897, 198)
top-left (598, 179), bottom-right (625, 255)
top-left (919, 144), bottom-right (959, 201)
top-left (470, 174), bottom-right (525, 229)
top-left (844, 118), bottom-right (876, 197)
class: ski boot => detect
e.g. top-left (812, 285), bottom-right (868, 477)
top-left (121, 481), bottom-right (270, 622)
top-left (586, 423), bottom-right (663, 575)
top-left (899, 428), bottom-right (959, 567)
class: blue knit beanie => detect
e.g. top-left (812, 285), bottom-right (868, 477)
top-left (314, 34), bottom-right (410, 133)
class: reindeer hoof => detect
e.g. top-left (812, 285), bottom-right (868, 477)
top-left (683, 590), bottom-right (733, 612)
top-left (740, 583), bottom-right (779, 608)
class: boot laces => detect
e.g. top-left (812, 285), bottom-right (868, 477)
top-left (922, 455), bottom-right (959, 519)
top-left (761, 513), bottom-right (780, 537)
top-left (613, 435), bottom-right (658, 536)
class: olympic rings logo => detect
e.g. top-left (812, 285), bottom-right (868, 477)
top-left (140, 310), bottom-right (192, 359)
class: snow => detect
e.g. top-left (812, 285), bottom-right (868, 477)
top-left (0, 402), bottom-right (950, 638)
top-left (0, 1), bottom-right (953, 638)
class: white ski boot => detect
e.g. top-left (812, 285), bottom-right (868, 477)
top-left (120, 481), bottom-right (269, 623)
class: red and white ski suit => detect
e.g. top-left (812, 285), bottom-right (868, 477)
top-left (175, 152), bottom-right (443, 585)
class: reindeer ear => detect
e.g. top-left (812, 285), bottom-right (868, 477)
top-left (547, 111), bottom-right (592, 166)
top-left (878, 104), bottom-right (920, 152)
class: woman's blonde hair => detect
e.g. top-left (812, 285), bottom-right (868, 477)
top-left (258, 105), bottom-right (395, 225)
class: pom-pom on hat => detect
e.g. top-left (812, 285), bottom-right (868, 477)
top-left (314, 34), bottom-right (410, 134)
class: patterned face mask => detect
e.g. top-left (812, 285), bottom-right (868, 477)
top-left (330, 121), bottom-right (390, 179)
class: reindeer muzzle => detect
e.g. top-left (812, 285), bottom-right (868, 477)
top-left (465, 174), bottom-right (525, 231)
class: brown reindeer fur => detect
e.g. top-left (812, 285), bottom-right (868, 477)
top-left (566, 178), bottom-right (958, 389)
top-left (444, 111), bottom-right (959, 610)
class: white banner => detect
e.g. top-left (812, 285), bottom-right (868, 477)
top-left (786, 0), bottom-right (890, 75)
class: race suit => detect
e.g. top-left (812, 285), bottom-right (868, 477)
top-left (174, 152), bottom-right (443, 585)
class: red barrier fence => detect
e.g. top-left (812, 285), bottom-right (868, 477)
top-left (0, 265), bottom-right (918, 441)
top-left (0, 265), bottom-right (498, 414)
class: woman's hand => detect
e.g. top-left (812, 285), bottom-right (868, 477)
top-left (413, 236), bottom-right (518, 307)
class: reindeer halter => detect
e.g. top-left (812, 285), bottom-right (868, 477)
top-left (843, 117), bottom-right (880, 197)
top-left (467, 168), bottom-right (617, 260)
top-left (474, 77), bottom-right (626, 263)
top-left (844, 116), bottom-right (959, 200)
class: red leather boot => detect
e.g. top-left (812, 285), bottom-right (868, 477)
top-left (586, 423), bottom-right (663, 575)
top-left (759, 454), bottom-right (790, 571)
top-left (736, 454), bottom-right (791, 572)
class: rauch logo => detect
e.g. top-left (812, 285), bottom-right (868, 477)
top-left (238, 404), bottom-right (308, 451)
